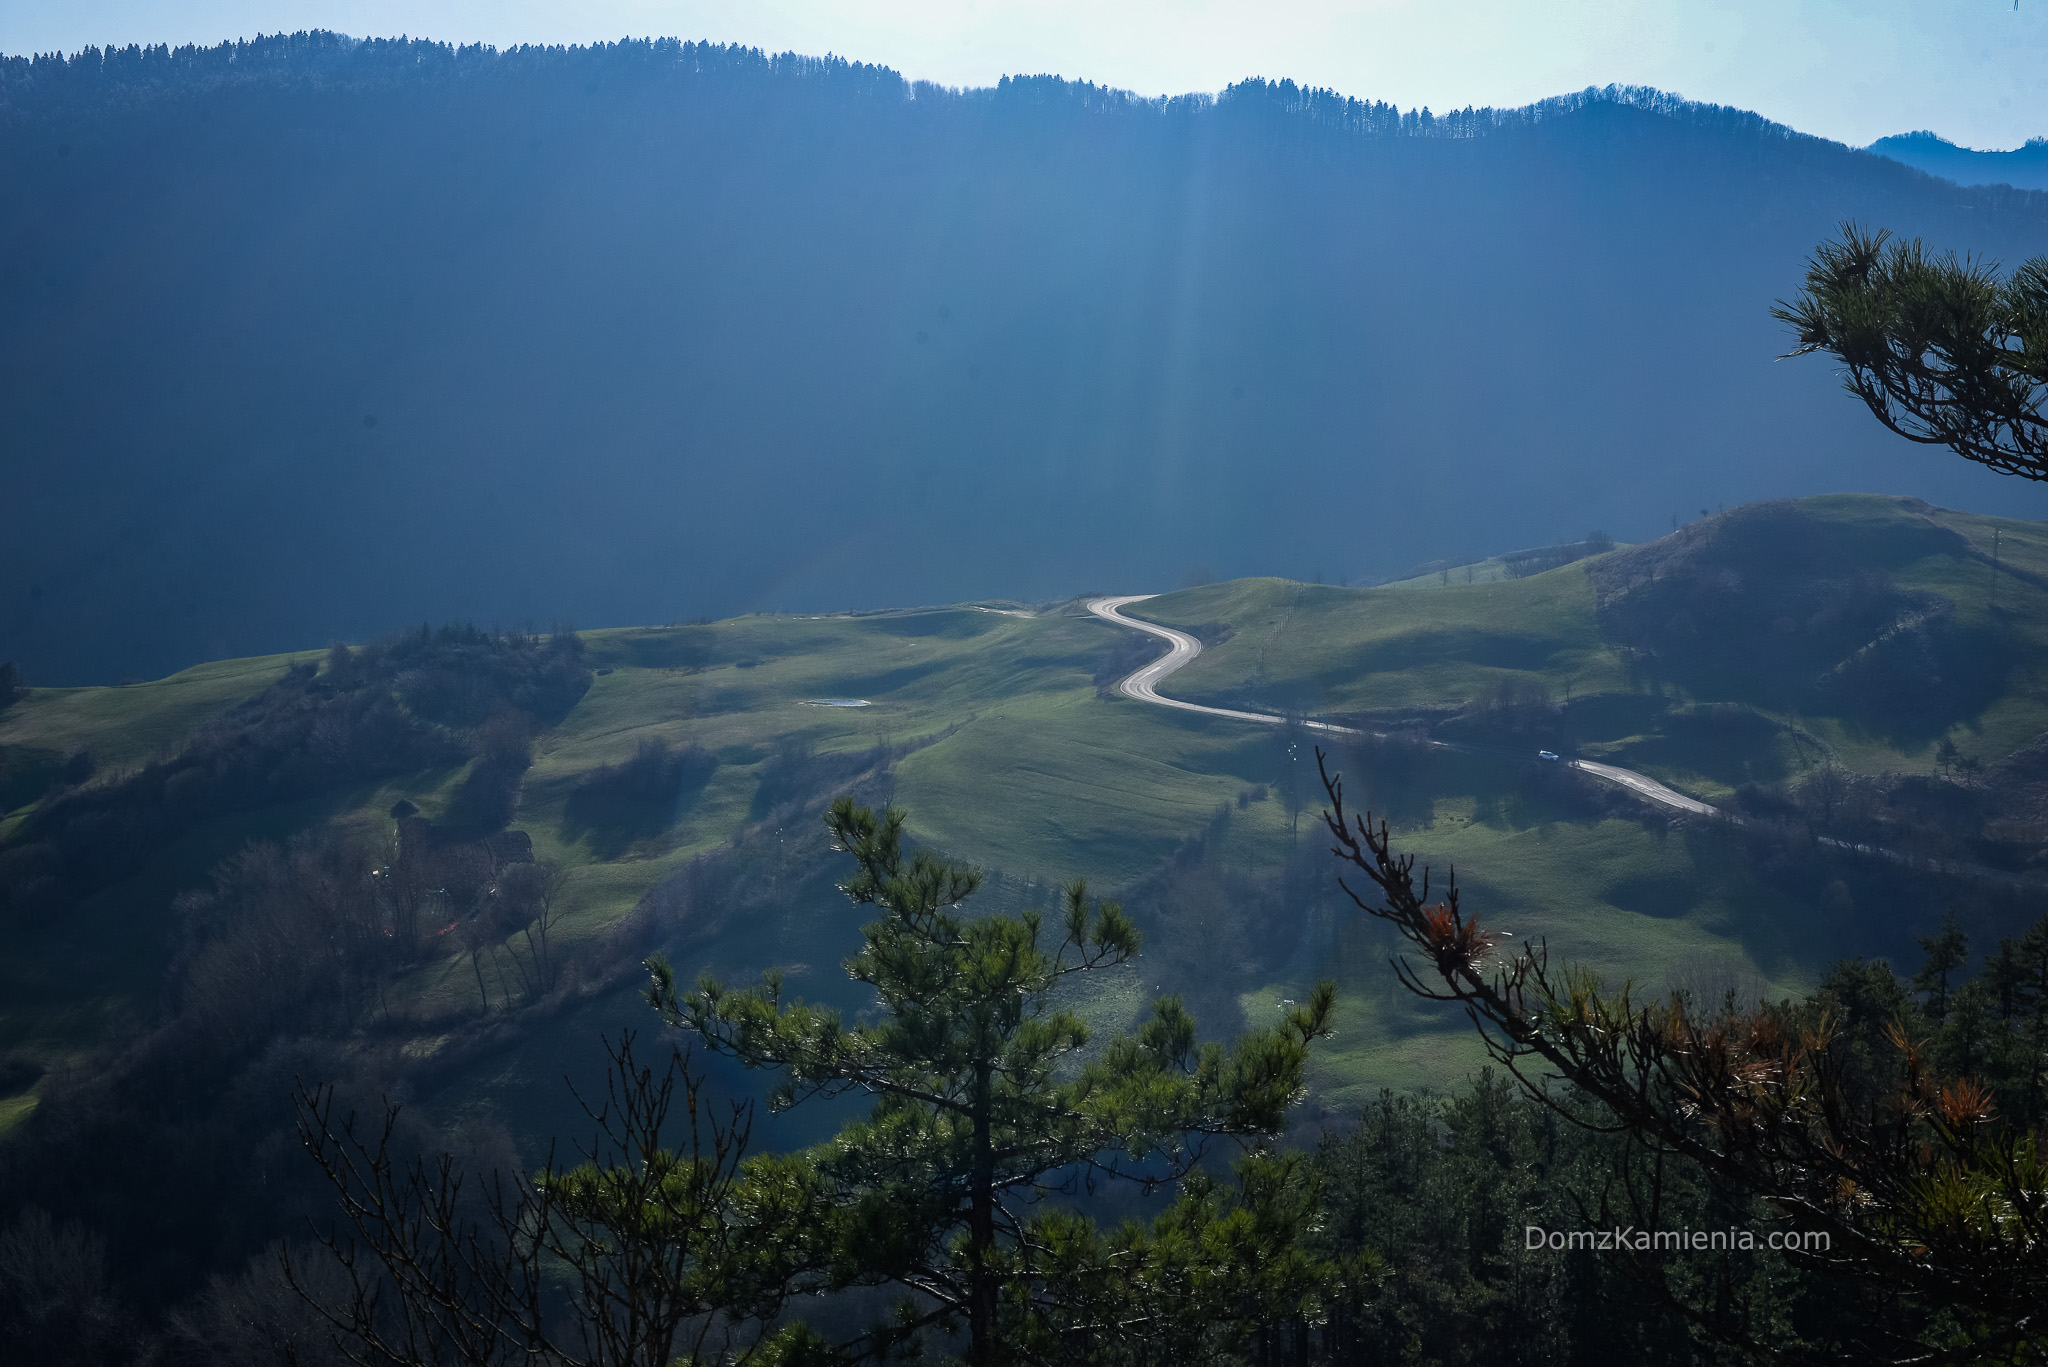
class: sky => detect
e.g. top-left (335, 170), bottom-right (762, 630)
top-left (0, 0), bottom-right (2043, 151)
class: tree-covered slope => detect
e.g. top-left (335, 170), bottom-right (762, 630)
top-left (6, 495), bottom-right (2048, 1334)
top-left (5, 36), bottom-right (2048, 683)
top-left (3, 494), bottom-right (2043, 1109)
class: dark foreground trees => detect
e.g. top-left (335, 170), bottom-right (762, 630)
top-left (294, 798), bottom-right (1341, 1365)
top-left (1316, 750), bottom-right (2048, 1365)
top-left (290, 1032), bottom-right (812, 1367)
top-left (1317, 244), bottom-right (2048, 1356)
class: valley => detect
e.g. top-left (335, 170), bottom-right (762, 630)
top-left (5, 18), bottom-right (2046, 1357)
top-left (4, 493), bottom-right (2044, 1141)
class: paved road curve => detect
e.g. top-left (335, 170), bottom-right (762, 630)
top-left (1086, 596), bottom-right (1362, 734)
top-left (1086, 596), bottom-right (2048, 887)
top-left (1086, 594), bottom-right (1719, 819)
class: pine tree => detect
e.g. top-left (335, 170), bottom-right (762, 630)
top-left (1776, 226), bottom-right (2048, 481)
top-left (646, 797), bottom-right (1335, 1364)
top-left (1316, 749), bottom-right (2048, 1365)
top-left (1912, 907), bottom-right (1970, 1023)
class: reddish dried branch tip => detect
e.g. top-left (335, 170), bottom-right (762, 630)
top-left (1938, 1079), bottom-right (1996, 1128)
top-left (1317, 744), bottom-right (2048, 1356)
top-left (1420, 902), bottom-right (1494, 976)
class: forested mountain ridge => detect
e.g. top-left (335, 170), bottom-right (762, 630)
top-left (5, 34), bottom-right (2048, 685)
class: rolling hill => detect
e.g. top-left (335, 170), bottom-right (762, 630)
top-left (6, 489), bottom-right (2048, 1323)
top-left (4, 492), bottom-right (2043, 1130)
top-left (1138, 494), bottom-right (2048, 792)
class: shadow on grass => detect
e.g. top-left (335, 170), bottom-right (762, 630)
top-left (1824, 622), bottom-right (2019, 754)
top-left (561, 739), bottom-right (718, 859)
top-left (1350, 627), bottom-right (1559, 677)
top-left (1602, 873), bottom-right (1698, 919)
top-left (0, 746), bottom-right (65, 814)
top-left (1590, 702), bottom-right (1795, 790)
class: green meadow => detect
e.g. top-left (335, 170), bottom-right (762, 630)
top-left (1138, 495), bottom-right (2048, 795)
top-left (4, 494), bottom-right (2044, 1130)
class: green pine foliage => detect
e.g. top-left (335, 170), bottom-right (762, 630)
top-left (647, 796), bottom-right (1337, 1362)
top-left (1777, 226), bottom-right (2048, 482)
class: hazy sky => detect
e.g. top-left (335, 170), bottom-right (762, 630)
top-left (2, 0), bottom-right (2043, 150)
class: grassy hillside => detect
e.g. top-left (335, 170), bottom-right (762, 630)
top-left (0, 649), bottom-right (325, 828)
top-left (3, 494), bottom-right (2044, 1137)
top-left (1139, 495), bottom-right (2048, 796)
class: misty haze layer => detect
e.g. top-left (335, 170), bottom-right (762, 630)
top-left (4, 35), bottom-right (2047, 684)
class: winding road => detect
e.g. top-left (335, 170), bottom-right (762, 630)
top-left (1086, 594), bottom-right (1720, 820)
top-left (1087, 596), bottom-right (2048, 889)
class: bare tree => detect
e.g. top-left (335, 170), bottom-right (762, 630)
top-left (497, 860), bottom-right (568, 999)
top-left (0, 1207), bottom-right (133, 1365)
top-left (287, 1034), bottom-right (790, 1367)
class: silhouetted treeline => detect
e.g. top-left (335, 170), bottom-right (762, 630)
top-left (6, 35), bottom-right (2048, 683)
top-left (1500, 531), bottom-right (1613, 579)
top-left (8, 37), bottom-right (2042, 181)
top-left (23, 914), bottom-right (2048, 1364)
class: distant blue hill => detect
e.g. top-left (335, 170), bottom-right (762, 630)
top-left (1866, 131), bottom-right (2048, 191)
top-left (4, 37), bottom-right (2048, 683)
